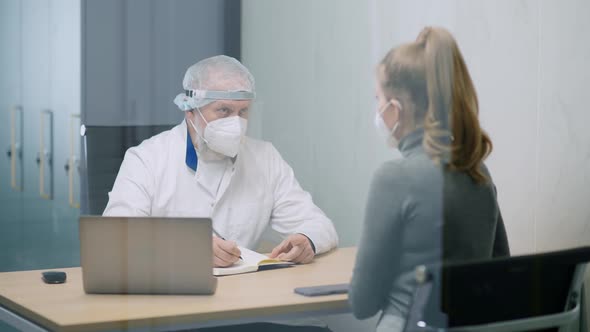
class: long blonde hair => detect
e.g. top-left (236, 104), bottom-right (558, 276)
top-left (379, 27), bottom-right (492, 184)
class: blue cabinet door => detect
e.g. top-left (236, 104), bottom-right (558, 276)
top-left (48, 0), bottom-right (82, 269)
top-left (0, 0), bottom-right (81, 273)
top-left (19, 0), bottom-right (57, 271)
top-left (0, 0), bottom-right (24, 273)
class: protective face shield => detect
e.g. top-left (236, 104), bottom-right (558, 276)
top-left (177, 88), bottom-right (254, 158)
top-left (174, 55), bottom-right (256, 110)
top-left (174, 89), bottom-right (256, 112)
top-left (188, 109), bottom-right (248, 158)
top-left (175, 56), bottom-right (256, 158)
top-left (374, 99), bottom-right (402, 149)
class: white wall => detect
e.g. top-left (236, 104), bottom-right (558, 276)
top-left (243, 1), bottom-right (590, 329)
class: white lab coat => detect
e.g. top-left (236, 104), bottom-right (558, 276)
top-left (103, 121), bottom-right (338, 254)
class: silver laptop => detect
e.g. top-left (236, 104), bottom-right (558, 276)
top-left (79, 216), bottom-right (217, 295)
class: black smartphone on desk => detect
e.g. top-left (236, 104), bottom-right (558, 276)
top-left (294, 283), bottom-right (349, 297)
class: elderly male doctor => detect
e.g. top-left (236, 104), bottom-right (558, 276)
top-left (103, 55), bottom-right (338, 267)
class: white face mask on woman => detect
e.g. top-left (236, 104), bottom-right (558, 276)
top-left (188, 110), bottom-right (248, 158)
top-left (374, 99), bottom-right (402, 149)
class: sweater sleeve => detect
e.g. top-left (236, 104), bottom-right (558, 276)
top-left (349, 162), bottom-right (406, 319)
top-left (491, 181), bottom-right (510, 257)
top-left (493, 209), bottom-right (510, 257)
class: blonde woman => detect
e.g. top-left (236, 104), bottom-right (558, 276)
top-left (349, 27), bottom-right (510, 332)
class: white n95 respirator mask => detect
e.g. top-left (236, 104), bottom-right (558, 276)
top-left (374, 99), bottom-right (401, 149)
top-left (189, 111), bottom-right (247, 158)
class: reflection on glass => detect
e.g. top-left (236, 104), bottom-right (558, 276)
top-left (349, 27), bottom-right (510, 332)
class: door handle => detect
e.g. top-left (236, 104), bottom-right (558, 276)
top-left (68, 114), bottom-right (81, 208)
top-left (10, 106), bottom-right (23, 192)
top-left (39, 110), bottom-right (53, 200)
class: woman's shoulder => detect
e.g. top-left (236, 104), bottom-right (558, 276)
top-left (373, 157), bottom-right (423, 188)
top-left (378, 153), bottom-right (440, 177)
top-left (374, 159), bottom-right (407, 181)
top-left (373, 156), bottom-right (445, 198)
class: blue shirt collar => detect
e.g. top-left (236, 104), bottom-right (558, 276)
top-left (186, 128), bottom-right (198, 171)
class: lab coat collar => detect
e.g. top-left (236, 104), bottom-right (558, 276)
top-left (185, 122), bottom-right (198, 171)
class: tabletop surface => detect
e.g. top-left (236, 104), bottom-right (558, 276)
top-left (0, 247), bottom-right (356, 332)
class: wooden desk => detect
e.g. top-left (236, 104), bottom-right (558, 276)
top-left (0, 247), bottom-right (356, 332)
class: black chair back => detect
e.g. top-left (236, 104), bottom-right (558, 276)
top-left (80, 125), bottom-right (175, 215)
top-left (406, 246), bottom-right (590, 332)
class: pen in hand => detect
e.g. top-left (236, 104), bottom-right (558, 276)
top-left (212, 227), bottom-right (243, 260)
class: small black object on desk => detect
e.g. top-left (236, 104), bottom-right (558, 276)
top-left (294, 283), bottom-right (349, 297)
top-left (42, 271), bottom-right (67, 284)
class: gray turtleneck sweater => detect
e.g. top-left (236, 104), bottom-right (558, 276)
top-left (349, 129), bottom-right (510, 323)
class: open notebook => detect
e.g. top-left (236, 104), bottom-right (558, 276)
top-left (213, 247), bottom-right (294, 276)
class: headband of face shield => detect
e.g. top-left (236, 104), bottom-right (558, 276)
top-left (173, 89), bottom-right (256, 112)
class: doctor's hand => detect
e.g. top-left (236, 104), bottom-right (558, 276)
top-left (212, 237), bottom-right (241, 267)
top-left (269, 234), bottom-right (315, 264)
